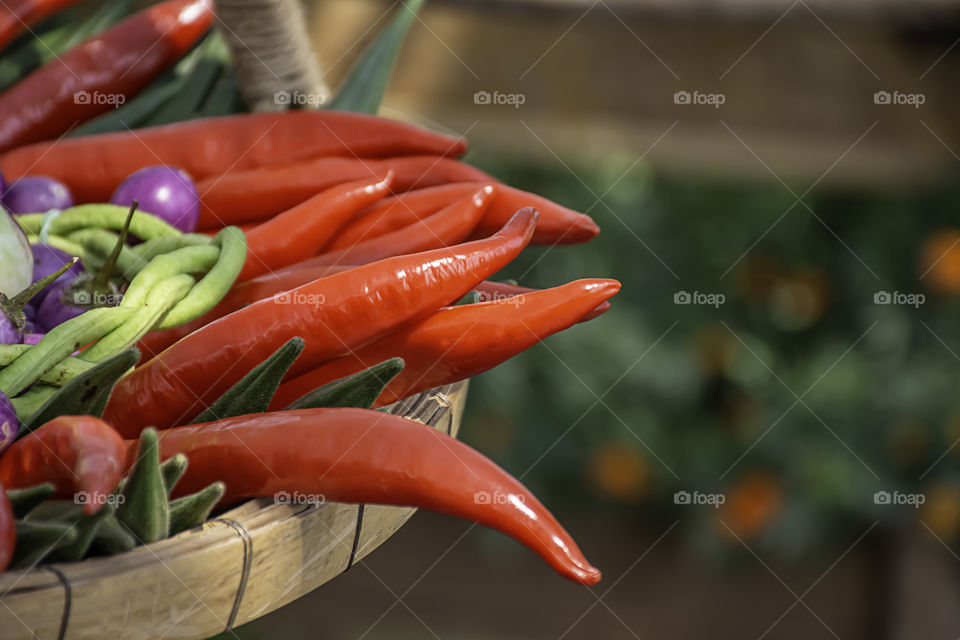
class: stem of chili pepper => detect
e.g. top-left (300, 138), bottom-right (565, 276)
top-left (16, 204), bottom-right (180, 241)
top-left (271, 279), bottom-right (621, 409)
top-left (307, 185), bottom-right (496, 267)
top-left (0, 415), bottom-right (126, 515)
top-left (238, 173), bottom-right (393, 281)
top-left (103, 208), bottom-right (539, 436)
top-left (139, 408), bottom-right (602, 585)
top-left (1, 111), bottom-right (467, 203)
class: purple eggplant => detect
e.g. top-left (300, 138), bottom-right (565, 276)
top-left (3, 176), bottom-right (73, 214)
top-left (0, 392), bottom-right (16, 453)
top-left (22, 333), bottom-right (44, 346)
top-left (110, 166), bottom-right (199, 233)
top-left (36, 283), bottom-right (87, 332)
top-left (31, 244), bottom-right (81, 306)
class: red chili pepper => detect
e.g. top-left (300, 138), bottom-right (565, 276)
top-left (271, 278), bottom-right (621, 409)
top-left (0, 112), bottom-right (466, 203)
top-left (0, 416), bottom-right (125, 515)
top-left (141, 408), bottom-right (601, 585)
top-left (303, 185), bottom-right (496, 267)
top-left (329, 182), bottom-right (600, 248)
top-left (104, 209), bottom-right (539, 436)
top-left (0, 480), bottom-right (13, 573)
top-left (196, 155), bottom-right (495, 230)
top-left (239, 173), bottom-right (393, 280)
top-left (473, 280), bottom-right (611, 322)
top-left (0, 0), bottom-right (85, 51)
top-left (0, 0), bottom-right (214, 153)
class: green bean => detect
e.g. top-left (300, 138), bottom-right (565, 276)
top-left (16, 205), bottom-right (179, 241)
top-left (121, 245), bottom-right (219, 308)
top-left (82, 274), bottom-right (194, 362)
top-left (10, 385), bottom-right (59, 419)
top-left (157, 227), bottom-right (247, 329)
top-left (26, 234), bottom-right (86, 259)
top-left (0, 346), bottom-right (94, 385)
top-left (0, 307), bottom-right (133, 397)
top-left (66, 229), bottom-right (150, 280)
top-left (132, 234), bottom-right (212, 261)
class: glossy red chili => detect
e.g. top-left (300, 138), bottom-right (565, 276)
top-left (0, 416), bottom-right (125, 515)
top-left (141, 408), bottom-right (601, 585)
top-left (0, 0), bottom-right (85, 51)
top-left (104, 209), bottom-right (539, 435)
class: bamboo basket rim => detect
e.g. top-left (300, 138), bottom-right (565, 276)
top-left (0, 381), bottom-right (469, 640)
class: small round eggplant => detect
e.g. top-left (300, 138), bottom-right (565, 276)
top-left (110, 166), bottom-right (199, 233)
top-left (2, 176), bottom-right (73, 214)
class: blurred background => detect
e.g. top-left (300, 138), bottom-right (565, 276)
top-left (111, 0), bottom-right (960, 637)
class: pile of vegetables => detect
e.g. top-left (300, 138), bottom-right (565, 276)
top-left (0, 0), bottom-right (620, 590)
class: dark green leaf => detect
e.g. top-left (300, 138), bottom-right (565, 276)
top-left (286, 357), bottom-right (404, 410)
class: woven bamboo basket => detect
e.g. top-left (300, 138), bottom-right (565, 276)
top-left (0, 381), bottom-right (468, 640)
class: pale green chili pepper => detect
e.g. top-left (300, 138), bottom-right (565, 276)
top-left (16, 205), bottom-right (179, 241)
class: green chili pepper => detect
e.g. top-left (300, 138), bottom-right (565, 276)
top-left (16, 205), bottom-right (179, 241)
top-left (169, 482), bottom-right (225, 535)
top-left (117, 428), bottom-right (170, 544)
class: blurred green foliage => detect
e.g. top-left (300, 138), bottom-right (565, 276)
top-left (463, 151), bottom-right (960, 557)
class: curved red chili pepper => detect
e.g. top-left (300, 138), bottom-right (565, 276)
top-left (0, 480), bottom-right (13, 573)
top-left (473, 280), bottom-right (611, 322)
top-left (0, 0), bottom-right (85, 51)
top-left (139, 408), bottom-right (601, 585)
top-left (330, 182), bottom-right (600, 248)
top-left (238, 173), bottom-right (393, 280)
top-left (197, 155), bottom-right (495, 229)
top-left (0, 0), bottom-right (214, 152)
top-left (0, 416), bottom-right (125, 515)
top-left (0, 112), bottom-right (466, 203)
top-left (305, 185), bottom-right (496, 267)
top-left (271, 278), bottom-right (621, 409)
top-left (104, 208), bottom-right (539, 436)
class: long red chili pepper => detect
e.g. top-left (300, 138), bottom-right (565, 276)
top-left (474, 280), bottom-right (611, 322)
top-left (329, 182), bottom-right (600, 248)
top-left (271, 279), bottom-right (621, 409)
top-left (0, 416), bottom-right (125, 515)
top-left (305, 185), bottom-right (496, 267)
top-left (137, 408), bottom-right (601, 585)
top-left (0, 0), bottom-right (214, 153)
top-left (0, 112), bottom-right (466, 203)
top-left (196, 155), bottom-right (496, 230)
top-left (0, 0), bottom-right (85, 51)
top-left (239, 173), bottom-right (393, 280)
top-left (104, 209), bottom-right (539, 435)
top-left (0, 480), bottom-right (12, 573)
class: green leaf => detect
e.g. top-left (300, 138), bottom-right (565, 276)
top-left (286, 357), bottom-right (404, 410)
top-left (5, 483), bottom-right (55, 519)
top-left (146, 30), bottom-right (229, 126)
top-left (117, 428), bottom-right (170, 544)
top-left (327, 0), bottom-right (424, 114)
top-left (59, 0), bottom-right (135, 51)
top-left (169, 482), bottom-right (225, 535)
top-left (190, 338), bottom-right (305, 424)
top-left (22, 349), bottom-right (139, 433)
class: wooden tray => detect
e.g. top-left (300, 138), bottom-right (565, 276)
top-left (0, 381), bottom-right (468, 640)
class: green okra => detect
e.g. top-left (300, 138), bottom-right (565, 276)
top-left (191, 338), bottom-right (305, 424)
top-left (49, 504), bottom-right (115, 562)
top-left (117, 428), bottom-right (170, 544)
top-left (116, 453), bottom-right (189, 497)
top-left (285, 357), bottom-right (404, 410)
top-left (90, 512), bottom-right (137, 555)
top-left (11, 521), bottom-right (77, 569)
top-left (5, 483), bottom-right (55, 519)
top-left (169, 482), bottom-right (226, 535)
